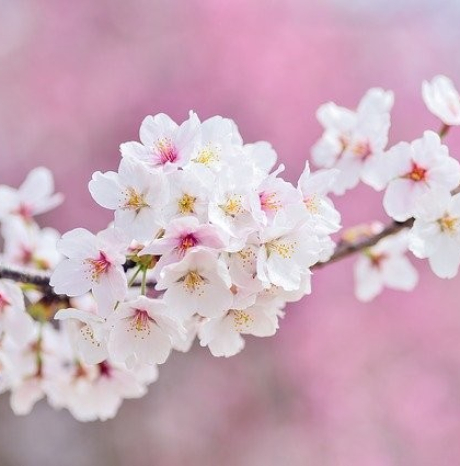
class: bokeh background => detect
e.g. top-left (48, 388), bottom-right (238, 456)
top-left (1, 0), bottom-right (460, 464)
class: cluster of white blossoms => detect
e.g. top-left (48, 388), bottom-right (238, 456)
top-left (0, 74), bottom-right (460, 421)
top-left (0, 170), bottom-right (157, 421)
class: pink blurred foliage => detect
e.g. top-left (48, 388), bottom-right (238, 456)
top-left (1, 0), bottom-right (460, 465)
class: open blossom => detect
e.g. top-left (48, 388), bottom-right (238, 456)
top-left (422, 75), bottom-right (460, 126)
top-left (107, 296), bottom-right (184, 367)
top-left (140, 216), bottom-right (227, 274)
top-left (409, 189), bottom-right (460, 279)
top-left (50, 227), bottom-right (129, 314)
top-left (156, 249), bottom-right (234, 321)
top-left (1, 218), bottom-right (61, 270)
top-left (198, 299), bottom-right (280, 357)
top-left (256, 206), bottom-right (322, 291)
top-left (354, 228), bottom-right (418, 302)
top-left (363, 131), bottom-right (460, 221)
top-left (312, 88), bottom-right (394, 195)
top-left (188, 115), bottom-right (241, 171)
top-left (120, 112), bottom-right (200, 171)
top-left (0, 167), bottom-right (63, 222)
top-left (55, 306), bottom-right (108, 365)
top-left (89, 156), bottom-right (167, 241)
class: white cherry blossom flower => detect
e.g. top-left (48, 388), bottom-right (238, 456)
top-left (161, 169), bottom-right (210, 223)
top-left (354, 228), bottom-right (418, 302)
top-left (422, 75), bottom-right (460, 126)
top-left (409, 189), bottom-right (460, 278)
top-left (198, 300), bottom-right (280, 357)
top-left (89, 156), bottom-right (167, 242)
top-left (256, 207), bottom-right (322, 291)
top-left (1, 218), bottom-right (61, 270)
top-left (363, 131), bottom-right (460, 221)
top-left (141, 216), bottom-right (227, 273)
top-left (156, 249), bottom-right (234, 321)
top-left (0, 167), bottom-right (63, 222)
top-left (312, 88), bottom-right (394, 195)
top-left (120, 112), bottom-right (200, 171)
top-left (107, 296), bottom-right (184, 366)
top-left (50, 227), bottom-right (129, 313)
top-left (55, 307), bottom-right (108, 365)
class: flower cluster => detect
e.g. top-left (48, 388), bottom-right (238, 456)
top-left (1, 74), bottom-right (460, 421)
top-left (0, 170), bottom-right (157, 421)
top-left (51, 112), bottom-right (341, 369)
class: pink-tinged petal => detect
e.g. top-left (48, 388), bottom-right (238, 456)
top-left (428, 157), bottom-right (460, 190)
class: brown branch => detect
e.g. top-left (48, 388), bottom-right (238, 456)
top-left (312, 218), bottom-right (414, 270)
top-left (0, 216), bottom-right (417, 296)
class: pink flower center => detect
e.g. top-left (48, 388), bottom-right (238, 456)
top-left (131, 309), bottom-right (152, 332)
top-left (369, 252), bottom-right (387, 268)
top-left (98, 361), bottom-right (112, 378)
top-left (352, 140), bottom-right (372, 159)
top-left (177, 233), bottom-right (198, 256)
top-left (154, 139), bottom-right (178, 165)
top-left (14, 203), bottom-right (33, 220)
top-left (86, 251), bottom-right (111, 281)
top-left (259, 191), bottom-right (281, 213)
top-left (404, 163), bottom-right (427, 182)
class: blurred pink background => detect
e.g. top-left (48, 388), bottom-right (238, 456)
top-left (2, 1), bottom-right (460, 465)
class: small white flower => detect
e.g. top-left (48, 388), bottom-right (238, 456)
top-left (1, 218), bottom-right (61, 270)
top-left (0, 167), bottom-right (63, 222)
top-left (120, 112), bottom-right (200, 171)
top-left (50, 227), bottom-right (129, 314)
top-left (409, 189), bottom-right (460, 279)
top-left (312, 88), bottom-right (394, 195)
top-left (354, 229), bottom-right (418, 302)
top-left (89, 156), bottom-right (167, 241)
top-left (422, 75), bottom-right (460, 126)
top-left (156, 249), bottom-right (234, 321)
top-left (107, 296), bottom-right (184, 366)
top-left (363, 131), bottom-right (460, 221)
top-left (198, 301), bottom-right (280, 358)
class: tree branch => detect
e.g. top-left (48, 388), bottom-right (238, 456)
top-left (0, 216), bottom-right (416, 296)
top-left (312, 218), bottom-right (414, 269)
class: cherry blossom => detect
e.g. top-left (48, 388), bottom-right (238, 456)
top-left (354, 228), bottom-right (418, 302)
top-left (89, 156), bottom-right (167, 241)
top-left (107, 296), bottom-right (184, 366)
top-left (363, 131), bottom-right (460, 221)
top-left (156, 249), bottom-right (234, 321)
top-left (120, 112), bottom-right (200, 171)
top-left (422, 75), bottom-right (460, 126)
top-left (50, 227), bottom-right (129, 313)
top-left (0, 167), bottom-right (63, 222)
top-left (312, 88), bottom-right (394, 195)
top-left (409, 189), bottom-right (460, 279)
